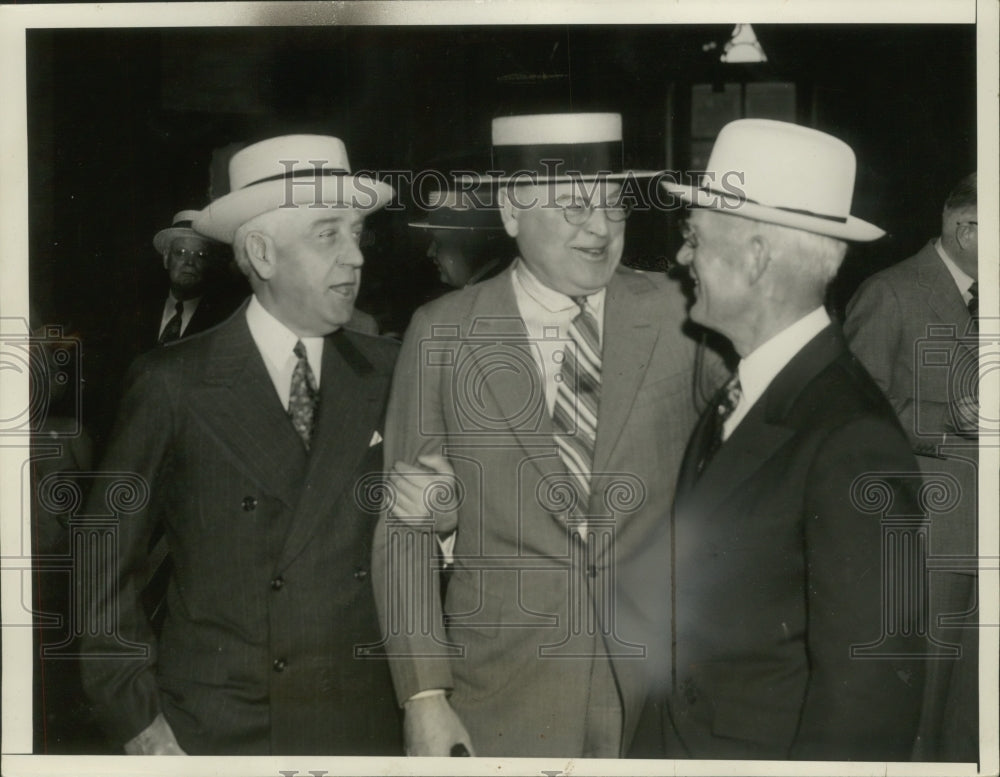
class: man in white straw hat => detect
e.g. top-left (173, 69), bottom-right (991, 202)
top-left (645, 119), bottom-right (928, 759)
top-left (79, 135), bottom-right (402, 755)
top-left (373, 113), bottom-right (720, 757)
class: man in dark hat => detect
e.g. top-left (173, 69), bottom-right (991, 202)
top-left (374, 113), bottom-right (718, 758)
top-left (79, 135), bottom-right (401, 755)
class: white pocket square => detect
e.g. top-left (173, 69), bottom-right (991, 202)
top-left (369, 430), bottom-right (383, 447)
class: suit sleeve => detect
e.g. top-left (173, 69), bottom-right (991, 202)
top-left (791, 416), bottom-right (926, 760)
top-left (78, 354), bottom-right (175, 746)
top-left (371, 305), bottom-right (455, 705)
top-left (844, 276), bottom-right (950, 447)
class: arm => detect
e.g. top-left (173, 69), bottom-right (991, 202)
top-left (790, 417), bottom-right (926, 760)
top-left (77, 355), bottom-right (180, 749)
top-left (371, 306), bottom-right (467, 754)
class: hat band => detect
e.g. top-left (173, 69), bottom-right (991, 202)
top-left (699, 186), bottom-right (848, 224)
top-left (243, 166), bottom-right (351, 190)
top-left (492, 140), bottom-right (624, 178)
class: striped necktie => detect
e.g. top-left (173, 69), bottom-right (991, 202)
top-left (159, 300), bottom-right (184, 344)
top-left (552, 296), bottom-right (602, 520)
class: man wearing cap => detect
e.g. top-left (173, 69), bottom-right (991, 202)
top-left (844, 172), bottom-right (979, 761)
top-left (373, 113), bottom-right (717, 757)
top-left (410, 188), bottom-right (514, 289)
top-left (649, 119), bottom-right (927, 759)
top-left (79, 135), bottom-right (402, 755)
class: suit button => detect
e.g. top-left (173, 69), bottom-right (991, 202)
top-left (587, 565), bottom-right (598, 578)
top-left (354, 568), bottom-right (368, 581)
top-left (272, 658), bottom-right (286, 672)
top-left (242, 496), bottom-right (257, 512)
top-left (270, 576), bottom-right (284, 590)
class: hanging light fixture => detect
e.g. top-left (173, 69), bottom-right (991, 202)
top-left (721, 24), bottom-right (767, 64)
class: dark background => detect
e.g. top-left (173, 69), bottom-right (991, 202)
top-left (27, 23), bottom-right (976, 428)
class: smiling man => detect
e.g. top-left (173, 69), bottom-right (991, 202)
top-left (79, 135), bottom-right (402, 755)
top-left (373, 114), bottom-right (716, 757)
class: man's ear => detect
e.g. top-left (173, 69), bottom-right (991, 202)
top-left (955, 220), bottom-right (977, 253)
top-left (242, 231), bottom-right (277, 280)
top-left (498, 187), bottom-right (520, 239)
top-left (745, 234), bottom-right (771, 286)
top-left (162, 251), bottom-right (170, 271)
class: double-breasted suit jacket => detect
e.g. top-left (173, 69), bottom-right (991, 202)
top-left (372, 265), bottom-right (718, 756)
top-left (662, 325), bottom-right (927, 760)
top-left (80, 306), bottom-right (402, 755)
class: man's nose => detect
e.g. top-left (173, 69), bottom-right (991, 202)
top-left (583, 205), bottom-right (610, 235)
top-left (426, 241), bottom-right (438, 259)
top-left (676, 242), bottom-right (694, 266)
top-left (339, 239), bottom-right (365, 268)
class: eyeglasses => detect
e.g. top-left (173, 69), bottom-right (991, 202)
top-left (170, 247), bottom-right (210, 261)
top-left (955, 221), bottom-right (978, 226)
top-left (555, 196), bottom-right (632, 226)
top-left (679, 219), bottom-right (698, 249)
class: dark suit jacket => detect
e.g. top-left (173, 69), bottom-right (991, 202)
top-left (661, 325), bottom-right (926, 760)
top-left (845, 242), bottom-right (979, 761)
top-left (79, 306), bottom-right (402, 755)
top-left (373, 265), bottom-right (723, 756)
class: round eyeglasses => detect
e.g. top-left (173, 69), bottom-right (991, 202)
top-left (556, 197), bottom-right (632, 226)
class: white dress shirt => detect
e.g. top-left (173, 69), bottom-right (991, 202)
top-left (158, 294), bottom-right (201, 338)
top-left (723, 306), bottom-right (832, 440)
top-left (510, 259), bottom-right (606, 416)
top-left (245, 295), bottom-right (323, 410)
top-left (934, 239), bottom-right (976, 305)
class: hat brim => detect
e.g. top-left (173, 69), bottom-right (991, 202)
top-left (153, 227), bottom-right (214, 256)
top-left (407, 221), bottom-right (505, 231)
top-left (662, 182), bottom-right (885, 242)
top-left (467, 169), bottom-right (662, 185)
top-left (195, 176), bottom-right (394, 244)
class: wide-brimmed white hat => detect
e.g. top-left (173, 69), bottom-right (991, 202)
top-left (482, 113), bottom-right (658, 183)
top-left (662, 119), bottom-right (884, 241)
top-left (153, 210), bottom-right (219, 255)
top-left (194, 134), bottom-right (394, 244)
top-left (408, 188), bottom-right (504, 231)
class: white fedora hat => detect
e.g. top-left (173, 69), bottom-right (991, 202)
top-left (484, 112), bottom-right (659, 183)
top-left (153, 210), bottom-right (219, 255)
top-left (662, 119), bottom-right (884, 241)
top-left (194, 134), bottom-right (394, 243)
top-left (408, 188), bottom-right (504, 231)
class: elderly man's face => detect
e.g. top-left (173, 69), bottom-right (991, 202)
top-left (676, 210), bottom-right (751, 339)
top-left (503, 181), bottom-right (625, 297)
top-left (165, 236), bottom-right (215, 298)
top-left (265, 208), bottom-right (365, 336)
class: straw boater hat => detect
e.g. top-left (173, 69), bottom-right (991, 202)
top-left (662, 119), bottom-right (884, 242)
top-left (153, 210), bottom-right (218, 255)
top-left (408, 188), bottom-right (504, 231)
top-left (481, 112), bottom-right (658, 183)
top-left (194, 134), bottom-right (394, 244)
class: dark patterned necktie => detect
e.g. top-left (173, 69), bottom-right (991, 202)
top-left (552, 297), bottom-right (602, 518)
top-left (968, 281), bottom-right (979, 334)
top-left (697, 374), bottom-right (743, 476)
top-left (159, 300), bottom-right (184, 345)
top-left (288, 340), bottom-right (319, 450)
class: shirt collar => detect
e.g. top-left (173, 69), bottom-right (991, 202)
top-left (934, 238), bottom-right (975, 297)
top-left (737, 306), bottom-right (831, 410)
top-left (245, 295), bottom-right (324, 385)
top-left (512, 258), bottom-right (607, 319)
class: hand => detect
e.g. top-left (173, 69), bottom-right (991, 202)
top-left (123, 713), bottom-right (186, 755)
top-left (389, 455), bottom-right (459, 535)
top-left (946, 394), bottom-right (979, 437)
top-left (403, 693), bottom-right (474, 756)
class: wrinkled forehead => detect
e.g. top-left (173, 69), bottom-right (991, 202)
top-left (513, 178), bottom-right (623, 203)
top-left (275, 206), bottom-right (366, 231)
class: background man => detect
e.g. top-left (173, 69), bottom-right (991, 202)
top-left (373, 113), bottom-right (719, 758)
top-left (80, 134), bottom-right (402, 755)
top-left (654, 119), bottom-right (927, 760)
top-left (409, 187), bottom-right (514, 289)
top-left (844, 172), bottom-right (980, 761)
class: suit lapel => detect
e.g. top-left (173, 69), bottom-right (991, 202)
top-left (275, 330), bottom-right (391, 572)
top-left (916, 242), bottom-right (972, 327)
top-left (190, 308), bottom-right (307, 508)
top-left (591, 270), bottom-right (665, 476)
top-left (679, 325), bottom-right (843, 518)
